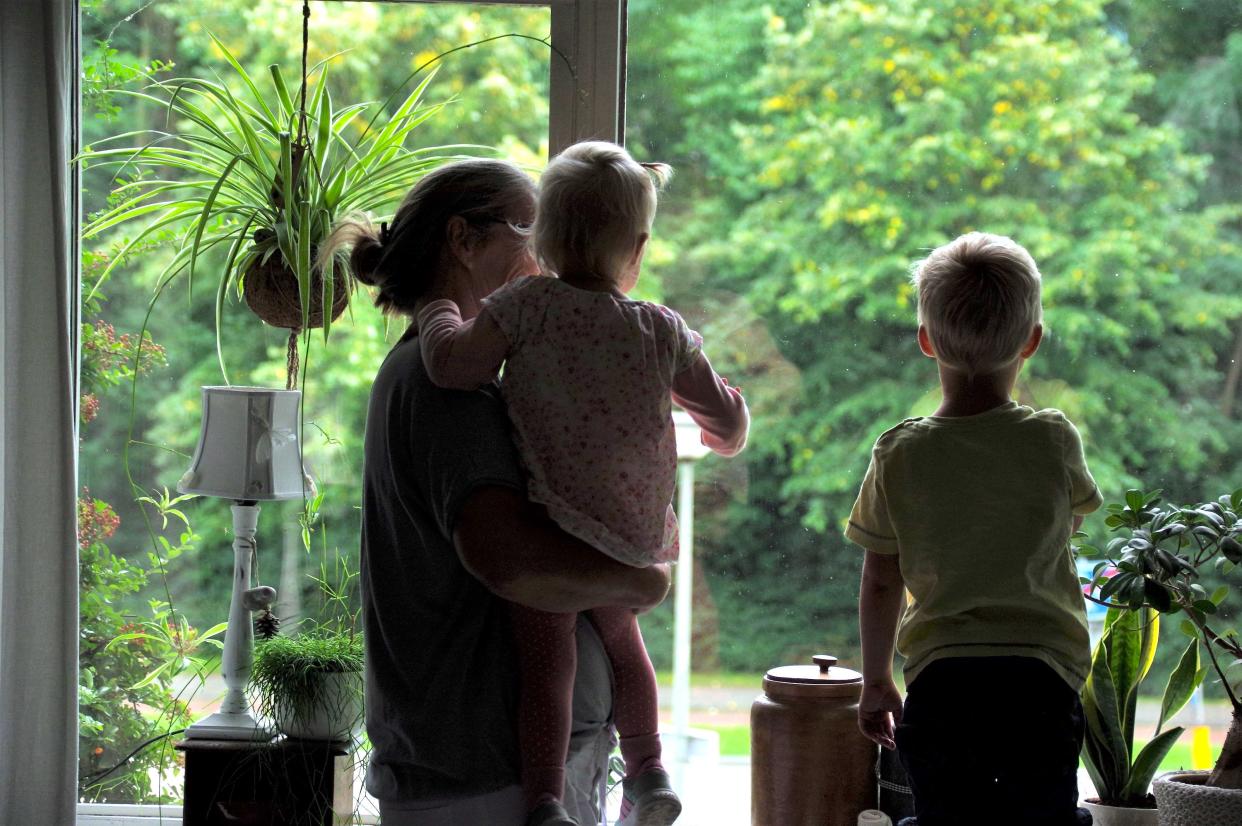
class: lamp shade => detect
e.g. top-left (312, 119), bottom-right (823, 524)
top-left (178, 386), bottom-right (314, 501)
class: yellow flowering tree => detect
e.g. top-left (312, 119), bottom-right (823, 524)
top-left (631, 0), bottom-right (1242, 669)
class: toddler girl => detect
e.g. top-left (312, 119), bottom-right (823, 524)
top-left (416, 141), bottom-right (749, 826)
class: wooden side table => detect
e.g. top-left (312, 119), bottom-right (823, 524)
top-left (176, 737), bottom-right (348, 826)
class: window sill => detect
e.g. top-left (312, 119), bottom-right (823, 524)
top-left (77, 803), bottom-right (182, 825)
top-left (77, 803), bottom-right (380, 825)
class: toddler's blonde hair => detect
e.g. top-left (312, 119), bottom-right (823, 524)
top-left (913, 232), bottom-right (1043, 376)
top-left (535, 140), bottom-right (671, 281)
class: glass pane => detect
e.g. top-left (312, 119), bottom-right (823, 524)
top-left (77, 0), bottom-right (550, 810)
top-left (628, 0), bottom-right (1242, 820)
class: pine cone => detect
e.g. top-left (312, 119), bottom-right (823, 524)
top-left (254, 608), bottom-right (281, 640)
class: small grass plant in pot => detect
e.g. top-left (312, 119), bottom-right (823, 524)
top-left (1079, 488), bottom-right (1242, 825)
top-left (1077, 604), bottom-right (1203, 825)
top-left (250, 626), bottom-right (363, 744)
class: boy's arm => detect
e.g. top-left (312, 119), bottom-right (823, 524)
top-left (859, 549), bottom-right (905, 750)
top-left (671, 351), bottom-right (750, 456)
top-left (1062, 417), bottom-right (1103, 515)
top-left (416, 299), bottom-right (509, 390)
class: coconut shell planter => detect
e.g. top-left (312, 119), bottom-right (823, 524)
top-left (243, 254), bottom-right (351, 331)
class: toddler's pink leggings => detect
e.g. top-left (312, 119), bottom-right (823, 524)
top-left (510, 603), bottom-right (662, 811)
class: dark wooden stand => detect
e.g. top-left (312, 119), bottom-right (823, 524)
top-left (176, 737), bottom-right (347, 826)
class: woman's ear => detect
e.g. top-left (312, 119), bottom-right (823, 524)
top-left (917, 325), bottom-right (936, 358)
top-left (445, 215), bottom-right (472, 266)
top-left (1020, 323), bottom-right (1044, 359)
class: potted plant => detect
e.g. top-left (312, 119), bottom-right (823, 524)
top-left (1076, 604), bottom-right (1203, 825)
top-left (78, 27), bottom-right (458, 380)
top-left (1079, 488), bottom-right (1242, 825)
top-left (249, 626), bottom-right (363, 743)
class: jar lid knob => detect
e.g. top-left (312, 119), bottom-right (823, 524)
top-left (813, 654), bottom-right (838, 673)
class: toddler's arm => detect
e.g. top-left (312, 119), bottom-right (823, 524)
top-left (671, 351), bottom-right (750, 456)
top-left (858, 549), bottom-right (905, 750)
top-left (416, 299), bottom-right (510, 390)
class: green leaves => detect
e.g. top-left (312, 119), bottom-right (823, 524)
top-left (1079, 487), bottom-right (1242, 773)
top-left (1158, 638), bottom-right (1205, 733)
top-left (76, 36), bottom-right (461, 359)
top-left (1082, 606), bottom-right (1203, 805)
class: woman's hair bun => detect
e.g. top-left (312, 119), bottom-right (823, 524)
top-left (350, 233), bottom-right (387, 288)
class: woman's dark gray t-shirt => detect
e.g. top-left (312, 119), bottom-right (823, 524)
top-left (361, 333), bottom-right (613, 811)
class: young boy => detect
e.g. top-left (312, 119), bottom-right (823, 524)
top-left (847, 232), bottom-right (1102, 826)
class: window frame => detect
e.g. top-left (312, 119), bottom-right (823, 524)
top-left (75, 0), bottom-right (626, 822)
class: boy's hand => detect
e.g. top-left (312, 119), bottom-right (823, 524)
top-left (858, 679), bottom-right (903, 750)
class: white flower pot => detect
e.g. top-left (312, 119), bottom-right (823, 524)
top-left (276, 669), bottom-right (363, 743)
top-left (1152, 770), bottom-right (1242, 826)
top-left (1081, 799), bottom-right (1159, 826)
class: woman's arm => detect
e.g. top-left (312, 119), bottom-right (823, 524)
top-left (417, 300), bottom-right (510, 389)
top-left (671, 351), bottom-right (750, 456)
top-left (453, 485), bottom-right (672, 613)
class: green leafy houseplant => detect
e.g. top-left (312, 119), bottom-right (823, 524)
top-left (1079, 605), bottom-right (1203, 810)
top-left (78, 32), bottom-right (458, 374)
top-left (1079, 489), bottom-right (1242, 791)
top-left (249, 629), bottom-right (363, 743)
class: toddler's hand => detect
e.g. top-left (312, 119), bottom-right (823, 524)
top-left (858, 679), bottom-right (903, 751)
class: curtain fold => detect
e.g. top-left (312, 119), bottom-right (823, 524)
top-left (0, 1), bottom-right (80, 823)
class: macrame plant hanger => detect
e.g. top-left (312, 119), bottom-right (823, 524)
top-left (285, 0), bottom-right (312, 391)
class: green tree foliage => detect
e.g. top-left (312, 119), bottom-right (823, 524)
top-left (629, 0), bottom-right (1242, 670)
top-left (78, 277), bottom-right (205, 802)
top-left (80, 0), bottom-right (1242, 683)
top-left (729, 0), bottom-right (1238, 506)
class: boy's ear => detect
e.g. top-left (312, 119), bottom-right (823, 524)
top-left (1020, 324), bottom-right (1044, 359)
top-left (917, 325), bottom-right (936, 358)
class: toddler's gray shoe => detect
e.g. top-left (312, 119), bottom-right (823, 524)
top-left (617, 767), bottom-right (682, 826)
top-left (525, 800), bottom-right (579, 826)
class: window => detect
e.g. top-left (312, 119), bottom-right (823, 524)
top-left (625, 0), bottom-right (1242, 818)
top-left (77, 0), bottom-right (622, 820)
top-left (76, 0), bottom-right (1242, 823)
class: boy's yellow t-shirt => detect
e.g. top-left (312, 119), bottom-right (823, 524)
top-left (845, 402), bottom-right (1103, 691)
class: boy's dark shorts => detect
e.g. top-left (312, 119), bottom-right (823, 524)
top-left (895, 656), bottom-right (1087, 826)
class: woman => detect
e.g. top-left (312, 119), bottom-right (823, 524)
top-left (321, 158), bottom-right (670, 826)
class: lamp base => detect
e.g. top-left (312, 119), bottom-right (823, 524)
top-left (184, 709), bottom-right (274, 742)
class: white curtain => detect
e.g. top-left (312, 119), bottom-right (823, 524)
top-left (0, 0), bottom-right (80, 823)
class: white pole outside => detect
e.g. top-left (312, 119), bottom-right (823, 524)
top-left (671, 461), bottom-right (696, 749)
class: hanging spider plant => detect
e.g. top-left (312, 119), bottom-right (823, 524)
top-left (79, 34), bottom-right (466, 367)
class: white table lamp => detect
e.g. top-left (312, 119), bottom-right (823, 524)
top-left (177, 386), bottom-right (315, 740)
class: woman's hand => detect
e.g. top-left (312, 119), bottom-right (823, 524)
top-left (858, 678), bottom-right (903, 750)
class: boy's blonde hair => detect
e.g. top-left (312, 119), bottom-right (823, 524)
top-left (912, 232), bottom-right (1043, 376)
top-left (534, 140), bottom-right (671, 281)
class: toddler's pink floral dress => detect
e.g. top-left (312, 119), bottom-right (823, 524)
top-left (417, 274), bottom-right (747, 567)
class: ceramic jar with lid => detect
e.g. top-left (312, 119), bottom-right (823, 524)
top-left (751, 654), bottom-right (879, 826)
